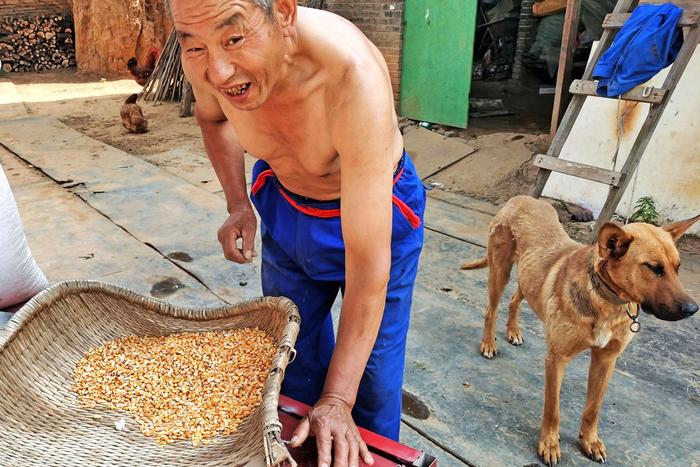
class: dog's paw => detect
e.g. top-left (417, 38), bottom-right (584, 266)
top-left (480, 339), bottom-right (498, 359)
top-left (538, 434), bottom-right (561, 465)
top-left (579, 433), bottom-right (607, 463)
top-left (506, 329), bottom-right (524, 346)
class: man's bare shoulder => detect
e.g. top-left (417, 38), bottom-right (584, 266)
top-left (299, 8), bottom-right (390, 86)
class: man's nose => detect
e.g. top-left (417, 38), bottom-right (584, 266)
top-left (207, 51), bottom-right (235, 86)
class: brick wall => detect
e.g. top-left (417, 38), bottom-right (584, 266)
top-left (0, 0), bottom-right (72, 18)
top-left (323, 0), bottom-right (404, 103)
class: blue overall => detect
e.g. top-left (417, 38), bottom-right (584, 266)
top-left (594, 3), bottom-right (683, 97)
top-left (249, 151), bottom-right (425, 440)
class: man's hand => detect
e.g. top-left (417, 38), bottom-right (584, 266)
top-left (217, 203), bottom-right (257, 263)
top-left (290, 395), bottom-right (374, 467)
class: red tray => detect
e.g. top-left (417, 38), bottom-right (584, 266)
top-left (278, 395), bottom-right (438, 466)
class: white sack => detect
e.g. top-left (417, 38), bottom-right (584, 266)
top-left (0, 164), bottom-right (48, 308)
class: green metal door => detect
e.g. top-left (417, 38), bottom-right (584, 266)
top-left (400, 0), bottom-right (477, 128)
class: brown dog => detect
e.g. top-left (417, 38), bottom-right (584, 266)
top-left (461, 196), bottom-right (698, 465)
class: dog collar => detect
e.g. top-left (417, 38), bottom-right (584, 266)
top-left (587, 260), bottom-right (629, 306)
top-left (588, 257), bottom-right (641, 333)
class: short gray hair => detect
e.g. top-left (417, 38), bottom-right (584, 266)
top-left (164, 0), bottom-right (275, 18)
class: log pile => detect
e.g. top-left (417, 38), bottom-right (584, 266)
top-left (0, 15), bottom-right (76, 73)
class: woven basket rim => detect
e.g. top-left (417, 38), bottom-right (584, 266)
top-left (1, 280), bottom-right (297, 346)
top-left (0, 279), bottom-right (301, 467)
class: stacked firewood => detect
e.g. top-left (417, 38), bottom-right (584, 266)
top-left (0, 15), bottom-right (75, 73)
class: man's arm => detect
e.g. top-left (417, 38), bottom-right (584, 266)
top-left (326, 87), bottom-right (394, 409)
top-left (193, 87), bottom-right (257, 263)
top-left (291, 62), bottom-right (398, 467)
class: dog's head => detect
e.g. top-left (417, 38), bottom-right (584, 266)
top-left (596, 215), bottom-right (700, 321)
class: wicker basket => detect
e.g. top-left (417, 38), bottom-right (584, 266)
top-left (0, 280), bottom-right (300, 467)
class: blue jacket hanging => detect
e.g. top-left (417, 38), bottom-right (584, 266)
top-left (593, 3), bottom-right (684, 97)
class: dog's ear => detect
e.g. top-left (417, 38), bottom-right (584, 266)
top-left (598, 222), bottom-right (634, 259)
top-left (662, 214), bottom-right (700, 242)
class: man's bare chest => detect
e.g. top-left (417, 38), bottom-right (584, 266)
top-left (226, 103), bottom-right (338, 178)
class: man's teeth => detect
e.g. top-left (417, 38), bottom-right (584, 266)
top-left (224, 84), bottom-right (250, 96)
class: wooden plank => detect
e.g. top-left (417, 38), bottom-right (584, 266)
top-left (402, 127), bottom-right (476, 180)
top-left (534, 154), bottom-right (622, 186)
top-left (423, 196), bottom-right (491, 247)
top-left (603, 10), bottom-right (699, 29)
top-left (549, 0), bottom-right (584, 137)
top-left (641, 0), bottom-right (698, 4)
top-left (569, 79), bottom-right (667, 103)
top-left (640, 0), bottom-right (700, 12)
top-left (594, 24), bottom-right (700, 232)
top-left (427, 189), bottom-right (501, 216)
top-left (531, 0), bottom-right (638, 198)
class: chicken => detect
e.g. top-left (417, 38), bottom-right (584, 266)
top-left (127, 48), bottom-right (159, 86)
top-left (120, 94), bottom-right (148, 134)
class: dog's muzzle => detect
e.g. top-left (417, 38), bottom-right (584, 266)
top-left (641, 300), bottom-right (698, 321)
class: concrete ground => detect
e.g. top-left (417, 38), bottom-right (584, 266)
top-left (1, 75), bottom-right (699, 466)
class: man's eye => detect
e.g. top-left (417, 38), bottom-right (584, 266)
top-left (187, 47), bottom-right (203, 53)
top-left (227, 36), bottom-right (243, 46)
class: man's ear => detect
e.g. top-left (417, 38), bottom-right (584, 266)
top-left (275, 0), bottom-right (297, 35)
top-left (597, 222), bottom-right (634, 259)
top-left (662, 214), bottom-right (700, 242)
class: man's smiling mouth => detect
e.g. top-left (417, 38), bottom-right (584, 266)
top-left (222, 83), bottom-right (251, 96)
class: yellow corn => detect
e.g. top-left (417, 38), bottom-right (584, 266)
top-left (73, 328), bottom-right (276, 447)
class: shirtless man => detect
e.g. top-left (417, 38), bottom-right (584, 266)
top-left (169, 0), bottom-right (426, 465)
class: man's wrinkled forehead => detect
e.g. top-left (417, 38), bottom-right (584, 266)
top-left (170, 0), bottom-right (256, 40)
top-left (176, 12), bottom-right (245, 40)
top-left (167, 0), bottom-right (273, 19)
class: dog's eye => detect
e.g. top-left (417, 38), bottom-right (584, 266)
top-left (645, 263), bottom-right (665, 276)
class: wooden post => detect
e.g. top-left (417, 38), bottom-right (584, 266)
top-left (180, 80), bottom-right (194, 118)
top-left (549, 0), bottom-right (583, 137)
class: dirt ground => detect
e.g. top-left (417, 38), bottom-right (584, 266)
top-left (8, 69), bottom-right (205, 157)
top-left (62, 102), bottom-right (202, 156)
top-left (5, 69), bottom-right (698, 255)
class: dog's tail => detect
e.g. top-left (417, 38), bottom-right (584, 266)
top-left (460, 257), bottom-right (488, 270)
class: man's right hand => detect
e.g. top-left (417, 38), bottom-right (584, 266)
top-left (217, 203), bottom-right (257, 264)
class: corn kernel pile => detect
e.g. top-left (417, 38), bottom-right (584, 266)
top-left (73, 328), bottom-right (276, 447)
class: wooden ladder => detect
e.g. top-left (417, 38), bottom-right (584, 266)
top-left (531, 0), bottom-right (700, 235)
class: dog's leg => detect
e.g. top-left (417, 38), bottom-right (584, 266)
top-left (539, 351), bottom-right (569, 465)
top-left (506, 287), bottom-right (524, 345)
top-left (480, 268), bottom-right (504, 358)
top-left (578, 344), bottom-right (622, 463)
top-left (480, 225), bottom-right (515, 358)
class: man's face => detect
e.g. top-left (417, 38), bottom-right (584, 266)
top-left (171, 0), bottom-right (286, 111)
